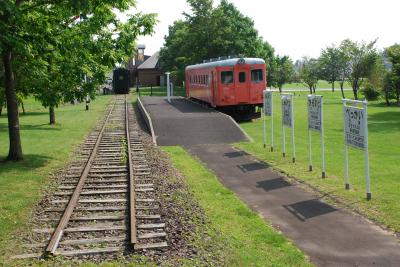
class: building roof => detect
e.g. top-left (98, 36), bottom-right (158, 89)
top-left (137, 52), bottom-right (160, 69)
top-left (185, 58), bottom-right (265, 71)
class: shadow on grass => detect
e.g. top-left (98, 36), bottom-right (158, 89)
top-left (19, 111), bottom-right (47, 117)
top-left (21, 123), bottom-right (61, 131)
top-left (0, 154), bottom-right (53, 175)
top-left (368, 101), bottom-right (400, 108)
top-left (368, 111), bottom-right (400, 133)
top-left (0, 122), bottom-right (61, 132)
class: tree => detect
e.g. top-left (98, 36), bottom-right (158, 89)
top-left (360, 55), bottom-right (385, 101)
top-left (270, 55), bottom-right (294, 92)
top-left (319, 45), bottom-right (345, 92)
top-left (336, 46), bottom-right (351, 99)
top-left (386, 44), bottom-right (400, 105)
top-left (0, 62), bottom-right (4, 116)
top-left (382, 71), bottom-right (395, 105)
top-left (299, 57), bottom-right (320, 94)
top-left (0, 0), bottom-right (156, 159)
top-left (159, 0), bottom-right (275, 83)
top-left (340, 39), bottom-right (378, 100)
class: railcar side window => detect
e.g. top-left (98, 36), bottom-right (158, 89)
top-left (251, 69), bottom-right (264, 82)
top-left (239, 72), bottom-right (246, 83)
top-left (221, 71), bottom-right (233, 84)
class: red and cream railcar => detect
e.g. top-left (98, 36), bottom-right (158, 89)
top-left (185, 58), bottom-right (266, 119)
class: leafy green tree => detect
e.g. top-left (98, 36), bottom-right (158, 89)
top-left (319, 45), bottom-right (345, 92)
top-left (382, 71), bottom-right (396, 105)
top-left (270, 55), bottom-right (294, 92)
top-left (160, 0), bottom-right (275, 83)
top-left (0, 62), bottom-right (4, 116)
top-left (340, 39), bottom-right (378, 100)
top-left (0, 0), bottom-right (156, 160)
top-left (299, 57), bottom-right (320, 94)
top-left (386, 44), bottom-right (400, 105)
top-left (360, 55), bottom-right (385, 101)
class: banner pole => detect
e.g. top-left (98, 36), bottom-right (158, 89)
top-left (263, 93), bottom-right (267, 148)
top-left (308, 129), bottom-right (312, 171)
top-left (364, 101), bottom-right (371, 200)
top-left (291, 95), bottom-right (295, 163)
top-left (321, 96), bottom-right (326, 178)
top-left (343, 101), bottom-right (350, 190)
top-left (271, 92), bottom-right (274, 152)
top-left (282, 98), bottom-right (286, 158)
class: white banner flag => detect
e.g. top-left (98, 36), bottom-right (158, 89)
top-left (344, 106), bottom-right (366, 150)
top-left (264, 91), bottom-right (272, 116)
top-left (282, 96), bottom-right (292, 127)
top-left (307, 95), bottom-right (322, 132)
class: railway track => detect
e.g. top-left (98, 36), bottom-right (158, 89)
top-left (13, 95), bottom-right (167, 260)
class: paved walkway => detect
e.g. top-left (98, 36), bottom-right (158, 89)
top-left (139, 96), bottom-right (248, 146)
top-left (138, 96), bottom-right (400, 266)
top-left (188, 144), bottom-right (400, 267)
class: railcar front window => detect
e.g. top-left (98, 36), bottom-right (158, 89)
top-left (221, 71), bottom-right (233, 84)
top-left (251, 69), bottom-right (264, 83)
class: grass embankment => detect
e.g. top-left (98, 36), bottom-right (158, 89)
top-left (0, 95), bottom-right (113, 258)
top-left (237, 91), bottom-right (400, 232)
top-left (164, 146), bottom-right (311, 267)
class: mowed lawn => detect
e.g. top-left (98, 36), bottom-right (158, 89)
top-left (0, 95), bottom-right (113, 257)
top-left (276, 80), bottom-right (352, 90)
top-left (138, 85), bottom-right (186, 97)
top-left (164, 147), bottom-right (311, 267)
top-left (237, 91), bottom-right (400, 232)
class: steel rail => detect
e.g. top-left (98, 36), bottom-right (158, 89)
top-left (125, 95), bottom-right (137, 246)
top-left (45, 99), bottom-right (117, 255)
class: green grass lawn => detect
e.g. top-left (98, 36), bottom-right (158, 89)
top-left (0, 95), bottom-right (113, 258)
top-left (164, 146), bottom-right (311, 267)
top-left (275, 80), bottom-right (352, 90)
top-left (137, 86), bottom-right (186, 97)
top-left (237, 91), bottom-right (400, 232)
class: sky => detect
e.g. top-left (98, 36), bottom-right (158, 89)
top-left (125, 0), bottom-right (400, 61)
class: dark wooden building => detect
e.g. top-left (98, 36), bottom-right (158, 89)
top-left (128, 45), bottom-right (164, 87)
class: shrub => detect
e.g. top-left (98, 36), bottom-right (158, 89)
top-left (361, 82), bottom-right (380, 100)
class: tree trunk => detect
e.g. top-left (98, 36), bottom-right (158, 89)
top-left (3, 50), bottom-right (23, 160)
top-left (352, 80), bottom-right (358, 100)
top-left (313, 84), bottom-right (316, 94)
top-left (340, 82), bottom-right (345, 99)
top-left (309, 86), bottom-right (313, 94)
top-left (20, 100), bottom-right (25, 115)
top-left (0, 92), bottom-right (4, 116)
top-left (331, 81), bottom-right (335, 92)
top-left (278, 85), bottom-right (282, 93)
top-left (49, 106), bottom-right (55, 124)
top-left (385, 89), bottom-right (390, 106)
top-left (396, 87), bottom-right (400, 106)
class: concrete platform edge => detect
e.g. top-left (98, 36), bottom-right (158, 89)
top-left (137, 97), bottom-right (157, 145)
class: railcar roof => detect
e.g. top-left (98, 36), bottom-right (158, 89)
top-left (185, 58), bottom-right (265, 71)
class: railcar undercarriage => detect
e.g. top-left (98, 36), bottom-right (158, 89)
top-left (189, 97), bottom-right (260, 121)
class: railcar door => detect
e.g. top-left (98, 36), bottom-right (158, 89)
top-left (234, 65), bottom-right (250, 103)
top-left (211, 71), bottom-right (217, 107)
